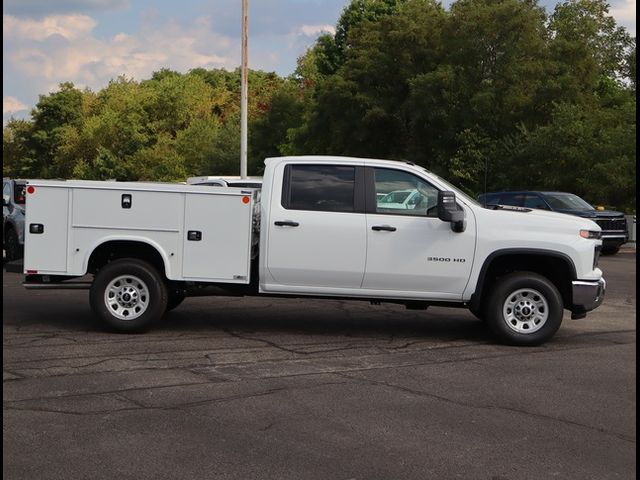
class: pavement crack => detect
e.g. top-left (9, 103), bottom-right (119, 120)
top-left (335, 373), bottom-right (636, 444)
top-left (224, 329), bottom-right (307, 354)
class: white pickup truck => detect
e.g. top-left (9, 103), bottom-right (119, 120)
top-left (21, 156), bottom-right (605, 346)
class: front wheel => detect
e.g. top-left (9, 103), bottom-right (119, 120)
top-left (90, 259), bottom-right (167, 332)
top-left (485, 272), bottom-right (564, 346)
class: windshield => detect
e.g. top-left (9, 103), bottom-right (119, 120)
top-left (543, 193), bottom-right (594, 210)
top-left (417, 168), bottom-right (480, 207)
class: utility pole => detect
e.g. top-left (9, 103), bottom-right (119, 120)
top-left (240, 0), bottom-right (248, 179)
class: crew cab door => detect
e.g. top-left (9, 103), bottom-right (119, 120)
top-left (362, 167), bottom-right (475, 298)
top-left (265, 163), bottom-right (367, 289)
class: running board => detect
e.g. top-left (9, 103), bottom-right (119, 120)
top-left (23, 282), bottom-right (92, 290)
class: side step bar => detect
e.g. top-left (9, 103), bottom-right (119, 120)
top-left (23, 282), bottom-right (92, 290)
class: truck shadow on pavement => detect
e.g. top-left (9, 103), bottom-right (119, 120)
top-left (3, 284), bottom-right (491, 343)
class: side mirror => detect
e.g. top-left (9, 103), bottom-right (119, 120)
top-left (437, 191), bottom-right (465, 233)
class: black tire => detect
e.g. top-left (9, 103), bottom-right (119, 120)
top-left (601, 245), bottom-right (620, 255)
top-left (469, 306), bottom-right (486, 322)
top-left (166, 286), bottom-right (186, 311)
top-left (5, 228), bottom-right (23, 261)
top-left (485, 272), bottom-right (564, 346)
top-left (90, 258), bottom-right (167, 333)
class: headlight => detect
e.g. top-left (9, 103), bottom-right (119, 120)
top-left (580, 230), bottom-right (602, 239)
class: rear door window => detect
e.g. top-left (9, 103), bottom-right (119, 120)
top-left (283, 165), bottom-right (356, 212)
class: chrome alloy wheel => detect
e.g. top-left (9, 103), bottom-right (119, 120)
top-left (104, 275), bottom-right (150, 320)
top-left (502, 288), bottom-right (549, 334)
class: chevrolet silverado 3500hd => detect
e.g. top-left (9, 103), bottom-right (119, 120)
top-left (21, 156), bottom-right (605, 346)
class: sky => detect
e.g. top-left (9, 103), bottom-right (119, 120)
top-left (2, 0), bottom-right (636, 123)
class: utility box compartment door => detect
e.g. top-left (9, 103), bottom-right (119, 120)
top-left (182, 193), bottom-right (253, 282)
top-left (24, 186), bottom-right (69, 273)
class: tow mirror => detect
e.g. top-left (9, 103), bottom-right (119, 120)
top-left (437, 191), bottom-right (465, 233)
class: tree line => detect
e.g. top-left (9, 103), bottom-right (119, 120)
top-left (3, 0), bottom-right (636, 211)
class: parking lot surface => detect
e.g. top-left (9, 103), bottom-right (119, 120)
top-left (3, 252), bottom-right (636, 479)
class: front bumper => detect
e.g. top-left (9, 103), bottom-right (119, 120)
top-left (571, 278), bottom-right (606, 317)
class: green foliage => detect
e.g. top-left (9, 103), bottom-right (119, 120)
top-left (2, 0), bottom-right (635, 211)
top-left (249, 86), bottom-right (305, 173)
top-left (3, 68), bottom-right (293, 181)
top-left (3, 120), bottom-right (38, 178)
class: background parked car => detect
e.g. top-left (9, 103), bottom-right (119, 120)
top-left (3, 178), bottom-right (26, 261)
top-left (377, 189), bottom-right (438, 212)
top-left (478, 191), bottom-right (629, 255)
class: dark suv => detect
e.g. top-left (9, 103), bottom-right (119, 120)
top-left (3, 178), bottom-right (27, 261)
top-left (478, 191), bottom-right (629, 255)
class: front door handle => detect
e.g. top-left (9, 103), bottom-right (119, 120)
top-left (372, 225), bottom-right (397, 232)
top-left (274, 220), bottom-right (299, 227)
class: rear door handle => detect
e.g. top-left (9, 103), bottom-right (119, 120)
top-left (274, 220), bottom-right (299, 227)
top-left (372, 225), bottom-right (396, 232)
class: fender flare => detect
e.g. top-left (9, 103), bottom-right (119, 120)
top-left (469, 248), bottom-right (577, 311)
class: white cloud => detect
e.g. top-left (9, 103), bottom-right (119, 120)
top-left (3, 14), bottom-right (97, 40)
top-left (610, 0), bottom-right (636, 35)
top-left (3, 96), bottom-right (28, 115)
top-left (286, 24), bottom-right (336, 50)
top-left (5, 14), bottom-right (237, 94)
top-left (294, 24), bottom-right (336, 37)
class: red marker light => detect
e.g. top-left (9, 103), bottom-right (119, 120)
top-left (242, 196), bottom-right (250, 204)
top-left (27, 186), bottom-right (35, 194)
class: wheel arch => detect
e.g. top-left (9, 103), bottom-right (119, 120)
top-left (85, 238), bottom-right (172, 279)
top-left (470, 249), bottom-right (577, 311)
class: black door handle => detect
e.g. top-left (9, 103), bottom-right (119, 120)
top-left (187, 230), bottom-right (202, 241)
top-left (372, 225), bottom-right (396, 232)
top-left (274, 221), bottom-right (299, 227)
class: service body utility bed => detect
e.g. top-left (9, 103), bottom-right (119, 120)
top-left (24, 180), bottom-right (258, 283)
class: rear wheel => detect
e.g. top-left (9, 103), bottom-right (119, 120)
top-left (90, 259), bottom-right (167, 332)
top-left (485, 272), bottom-right (563, 346)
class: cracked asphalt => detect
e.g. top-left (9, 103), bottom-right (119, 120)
top-left (3, 252), bottom-right (636, 480)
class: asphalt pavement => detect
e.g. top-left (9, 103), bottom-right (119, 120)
top-left (3, 253), bottom-right (636, 480)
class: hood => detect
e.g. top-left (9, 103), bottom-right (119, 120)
top-left (553, 208), bottom-right (624, 219)
top-left (476, 204), bottom-right (601, 233)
